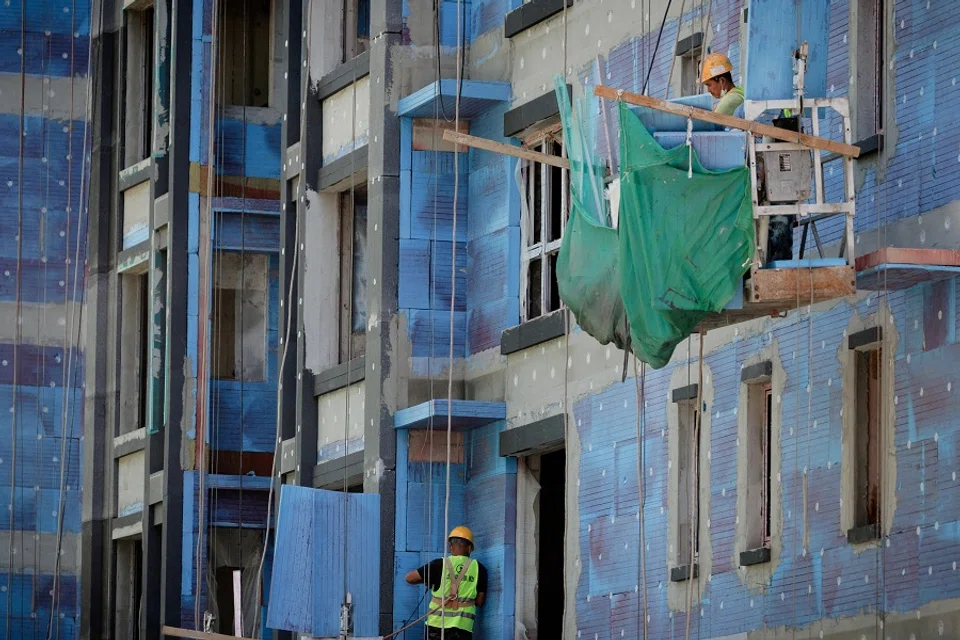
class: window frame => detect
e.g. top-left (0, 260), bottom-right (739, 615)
top-left (342, 0), bottom-right (371, 62)
top-left (520, 132), bottom-right (568, 322)
top-left (338, 187), bottom-right (367, 364)
top-left (676, 397), bottom-right (700, 568)
top-left (118, 271), bottom-right (152, 435)
top-left (211, 251), bottom-right (269, 382)
top-left (851, 0), bottom-right (887, 147)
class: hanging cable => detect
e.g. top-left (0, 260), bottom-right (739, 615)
top-left (46, 0), bottom-right (95, 630)
top-left (6, 0), bottom-right (28, 634)
top-left (642, 0), bottom-right (674, 94)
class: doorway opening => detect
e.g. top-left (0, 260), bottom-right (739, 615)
top-left (517, 448), bottom-right (566, 639)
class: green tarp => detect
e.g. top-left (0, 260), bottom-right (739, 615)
top-left (554, 79), bottom-right (754, 368)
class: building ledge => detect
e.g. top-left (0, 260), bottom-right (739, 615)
top-left (739, 547), bottom-right (771, 567)
top-left (504, 0), bottom-right (572, 38)
top-left (856, 247), bottom-right (960, 291)
top-left (847, 523), bottom-right (880, 545)
top-left (670, 563), bottom-right (699, 582)
top-left (393, 399), bottom-right (506, 431)
top-left (501, 309), bottom-right (567, 355)
top-left (397, 80), bottom-right (511, 119)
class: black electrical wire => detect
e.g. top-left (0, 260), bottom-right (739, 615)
top-left (433, 0), bottom-right (466, 121)
top-left (642, 0), bottom-right (673, 94)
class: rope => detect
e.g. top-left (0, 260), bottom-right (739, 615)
top-left (439, 0), bottom-right (464, 635)
top-left (633, 357), bottom-right (648, 638)
top-left (683, 334), bottom-right (704, 640)
top-left (195, 0), bottom-right (221, 626)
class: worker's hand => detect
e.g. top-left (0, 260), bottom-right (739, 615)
top-left (404, 569), bottom-right (424, 585)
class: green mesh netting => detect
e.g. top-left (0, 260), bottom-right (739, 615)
top-left (553, 78), bottom-right (755, 369)
top-left (554, 77), bottom-right (629, 350)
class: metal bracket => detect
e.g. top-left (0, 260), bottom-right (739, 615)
top-left (339, 593), bottom-right (354, 639)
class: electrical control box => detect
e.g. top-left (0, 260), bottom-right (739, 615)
top-left (760, 149), bottom-right (812, 204)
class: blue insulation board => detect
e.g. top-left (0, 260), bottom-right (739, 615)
top-left (267, 485), bottom-right (380, 637)
top-left (0, 0), bottom-right (89, 637)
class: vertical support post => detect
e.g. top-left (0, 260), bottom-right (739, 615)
top-left (290, 0), bottom-right (320, 489)
top-left (364, 1), bottom-right (402, 634)
top-left (81, 0), bottom-right (120, 636)
top-left (278, 0), bottom-right (302, 479)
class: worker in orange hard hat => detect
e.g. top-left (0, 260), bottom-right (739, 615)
top-left (701, 52), bottom-right (744, 116)
top-left (405, 525), bottom-right (488, 639)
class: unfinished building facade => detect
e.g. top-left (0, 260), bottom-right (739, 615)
top-left (75, 0), bottom-right (960, 639)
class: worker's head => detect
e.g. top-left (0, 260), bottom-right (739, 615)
top-left (448, 525), bottom-right (474, 556)
top-left (701, 52), bottom-right (735, 98)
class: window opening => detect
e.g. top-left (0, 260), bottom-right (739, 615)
top-left (137, 273), bottom-right (150, 431)
top-left (343, 0), bottom-right (371, 61)
top-left (214, 566), bottom-right (242, 635)
top-left (339, 187), bottom-right (367, 363)
top-left (854, 0), bottom-right (885, 141)
top-left (212, 252), bottom-right (268, 381)
top-left (853, 347), bottom-right (882, 529)
top-left (218, 0), bottom-right (272, 107)
top-left (761, 386), bottom-right (772, 545)
top-left (678, 49), bottom-right (702, 98)
top-left (114, 539), bottom-right (143, 639)
top-left (124, 5), bottom-right (155, 165)
top-left (522, 137), bottom-right (568, 321)
top-left (677, 399), bottom-right (700, 566)
top-left (119, 274), bottom-right (151, 434)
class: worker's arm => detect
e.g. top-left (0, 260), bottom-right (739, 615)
top-left (476, 592), bottom-right (486, 607)
top-left (405, 569), bottom-right (423, 585)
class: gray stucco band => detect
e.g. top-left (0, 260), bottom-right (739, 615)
top-left (313, 450), bottom-right (365, 489)
top-left (314, 357), bottom-right (366, 396)
top-left (317, 51), bottom-right (371, 101)
top-left (504, 0), bottom-right (572, 39)
top-left (503, 85), bottom-right (571, 138)
top-left (319, 145), bottom-right (369, 192)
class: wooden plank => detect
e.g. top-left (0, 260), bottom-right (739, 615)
top-left (161, 626), bottom-right (257, 640)
top-left (593, 85), bottom-right (861, 158)
top-left (442, 129), bottom-right (571, 169)
top-left (751, 266), bottom-right (856, 303)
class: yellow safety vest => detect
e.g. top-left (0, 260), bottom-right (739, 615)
top-left (427, 556), bottom-right (479, 632)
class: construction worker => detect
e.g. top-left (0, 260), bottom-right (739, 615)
top-left (701, 52), bottom-right (744, 116)
top-left (405, 525), bottom-right (488, 640)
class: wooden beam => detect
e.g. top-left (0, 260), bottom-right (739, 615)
top-left (442, 130), bottom-right (570, 169)
top-left (594, 85), bottom-right (861, 159)
top-left (161, 626), bottom-right (257, 640)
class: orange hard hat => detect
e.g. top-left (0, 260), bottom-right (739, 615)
top-left (701, 52), bottom-right (734, 84)
top-left (448, 525), bottom-right (474, 546)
